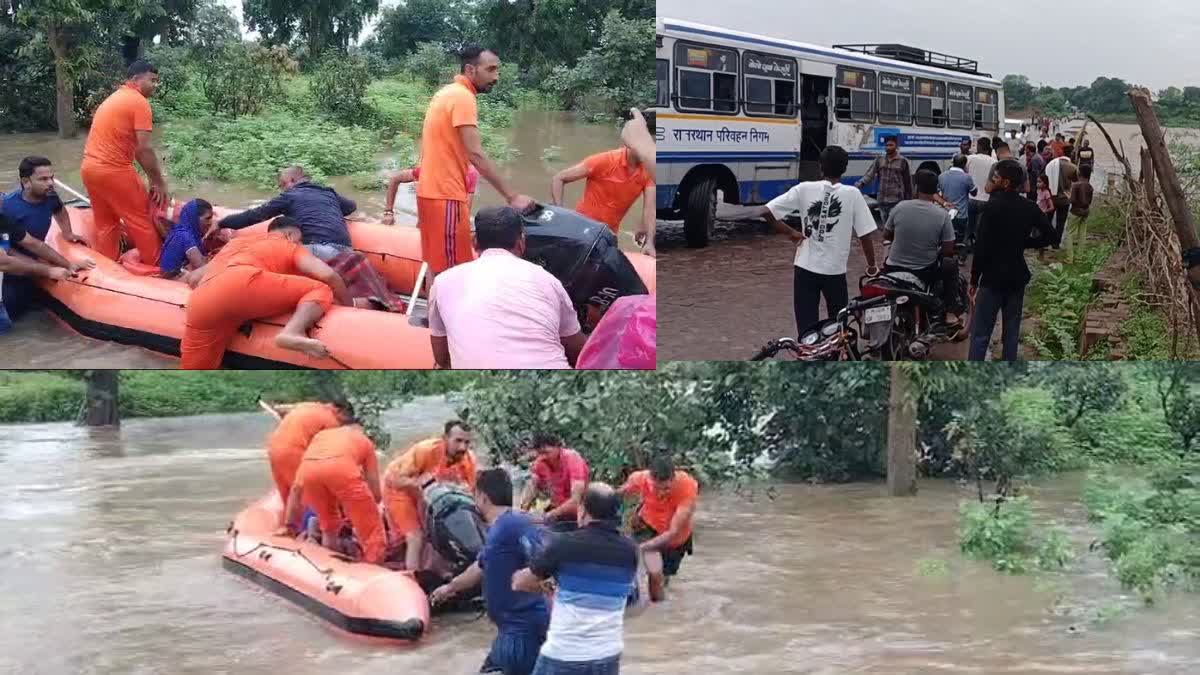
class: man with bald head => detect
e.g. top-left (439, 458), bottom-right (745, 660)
top-left (513, 482), bottom-right (638, 674)
top-left (218, 165), bottom-right (358, 262)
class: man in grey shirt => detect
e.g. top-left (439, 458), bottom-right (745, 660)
top-left (882, 169), bottom-right (962, 331)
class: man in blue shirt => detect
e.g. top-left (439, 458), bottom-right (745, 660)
top-left (936, 154), bottom-right (976, 245)
top-left (513, 483), bottom-right (638, 675)
top-left (431, 468), bottom-right (549, 675)
top-left (1, 157), bottom-right (93, 327)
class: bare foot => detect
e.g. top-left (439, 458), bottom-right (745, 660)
top-left (275, 333), bottom-right (331, 361)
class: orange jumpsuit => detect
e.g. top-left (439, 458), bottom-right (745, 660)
top-left (382, 438), bottom-right (477, 539)
top-left (574, 148), bottom-right (655, 236)
top-left (416, 75), bottom-right (480, 275)
top-left (294, 425), bottom-right (386, 563)
top-left (81, 83), bottom-right (163, 264)
top-left (180, 233), bottom-right (333, 369)
top-left (266, 402), bottom-right (342, 507)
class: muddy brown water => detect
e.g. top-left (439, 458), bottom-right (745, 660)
top-left (0, 110), bottom-right (637, 368)
top-left (1, 396), bottom-right (1197, 674)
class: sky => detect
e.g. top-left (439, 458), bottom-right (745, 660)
top-left (657, 0), bottom-right (1200, 92)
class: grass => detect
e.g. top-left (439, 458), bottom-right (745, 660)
top-left (1024, 241), bottom-right (1115, 359)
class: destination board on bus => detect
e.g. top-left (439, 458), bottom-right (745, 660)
top-left (744, 53), bottom-right (795, 79)
top-left (948, 84), bottom-right (973, 101)
top-left (879, 74), bottom-right (912, 94)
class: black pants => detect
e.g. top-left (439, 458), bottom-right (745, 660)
top-left (1053, 201), bottom-right (1069, 248)
top-left (793, 266), bottom-right (848, 336)
top-left (967, 199), bottom-right (987, 246)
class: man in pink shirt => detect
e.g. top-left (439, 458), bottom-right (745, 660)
top-left (519, 432), bottom-right (589, 531)
top-left (427, 206), bottom-right (585, 369)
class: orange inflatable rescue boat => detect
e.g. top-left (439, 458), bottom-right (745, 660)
top-left (35, 201), bottom-right (656, 369)
top-left (222, 493), bottom-right (430, 642)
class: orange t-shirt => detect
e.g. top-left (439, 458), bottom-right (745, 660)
top-left (298, 426), bottom-right (378, 476)
top-left (267, 402), bottom-right (341, 453)
top-left (83, 83), bottom-right (153, 168)
top-left (621, 469), bottom-right (698, 548)
top-left (200, 233), bottom-right (309, 283)
top-left (416, 75), bottom-right (479, 203)
top-left (384, 437), bottom-right (477, 490)
top-left (574, 148), bottom-right (654, 234)
top-left (1050, 140), bottom-right (1065, 158)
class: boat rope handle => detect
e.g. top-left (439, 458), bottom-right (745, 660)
top-left (57, 276), bottom-right (187, 308)
top-left (228, 528), bottom-right (335, 576)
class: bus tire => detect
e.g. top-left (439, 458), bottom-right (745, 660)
top-left (684, 178), bottom-right (718, 248)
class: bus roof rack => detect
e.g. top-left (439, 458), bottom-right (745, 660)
top-left (832, 43), bottom-right (989, 78)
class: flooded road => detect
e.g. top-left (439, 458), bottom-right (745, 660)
top-left (2, 398), bottom-right (1198, 674)
top-left (0, 110), bottom-right (637, 368)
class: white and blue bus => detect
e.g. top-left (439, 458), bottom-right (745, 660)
top-left (655, 18), bottom-right (1005, 247)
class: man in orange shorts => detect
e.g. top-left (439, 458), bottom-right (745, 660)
top-left (80, 59), bottom-right (167, 264)
top-left (618, 455), bottom-right (699, 602)
top-left (382, 419), bottom-right (478, 572)
top-left (280, 423), bottom-right (386, 563)
top-left (265, 398), bottom-right (356, 525)
top-left (180, 216), bottom-right (353, 369)
top-left (550, 111), bottom-right (657, 256)
top-left (416, 45), bottom-right (534, 290)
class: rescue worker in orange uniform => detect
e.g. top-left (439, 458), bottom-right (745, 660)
top-left (416, 45), bottom-right (534, 291)
top-left (280, 424), bottom-right (386, 563)
top-left (550, 112), bottom-right (657, 256)
top-left (264, 399), bottom-right (356, 526)
top-left (382, 419), bottom-right (478, 572)
top-left (618, 454), bottom-right (699, 602)
top-left (180, 216), bottom-right (353, 369)
top-left (80, 59), bottom-right (167, 264)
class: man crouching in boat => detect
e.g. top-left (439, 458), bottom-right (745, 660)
top-left (264, 398), bottom-right (357, 527)
top-left (279, 423), bottom-right (387, 563)
top-left (179, 216), bottom-right (353, 369)
top-left (617, 455), bottom-right (698, 602)
top-left (382, 420), bottom-right (478, 572)
top-left (431, 468), bottom-right (549, 675)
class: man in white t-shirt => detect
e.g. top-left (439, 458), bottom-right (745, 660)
top-left (964, 137), bottom-right (997, 251)
top-left (750, 146), bottom-right (880, 335)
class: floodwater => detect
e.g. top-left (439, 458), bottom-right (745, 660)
top-left (0, 110), bottom-right (637, 368)
top-left (2, 396), bottom-right (1198, 675)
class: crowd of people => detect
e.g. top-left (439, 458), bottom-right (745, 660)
top-left (756, 119), bottom-right (1098, 361)
top-left (0, 48), bottom-right (659, 370)
top-left (264, 398), bottom-right (698, 675)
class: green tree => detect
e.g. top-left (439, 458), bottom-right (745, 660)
top-left (370, 0), bottom-right (476, 60)
top-left (1001, 74), bottom-right (1034, 109)
top-left (1043, 363), bottom-right (1127, 428)
top-left (543, 11), bottom-right (654, 118)
top-left (1153, 363), bottom-right (1200, 456)
top-left (242, 0), bottom-right (380, 63)
top-left (310, 52), bottom-right (373, 123)
top-left (178, 0), bottom-right (239, 52)
top-left (196, 41), bottom-right (296, 116)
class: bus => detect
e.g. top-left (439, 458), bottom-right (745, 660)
top-left (655, 18), bottom-right (1006, 247)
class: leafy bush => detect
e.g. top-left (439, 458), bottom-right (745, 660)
top-left (958, 497), bottom-right (1074, 574)
top-left (405, 42), bottom-right (457, 88)
top-left (197, 42), bottom-right (297, 117)
top-left (311, 54), bottom-right (375, 125)
top-left (1025, 242), bottom-right (1115, 359)
top-left (0, 373), bottom-right (83, 423)
top-left (162, 113), bottom-right (384, 189)
top-left (543, 11), bottom-right (655, 121)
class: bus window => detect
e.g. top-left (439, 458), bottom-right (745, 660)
top-left (743, 51), bottom-right (797, 117)
top-left (878, 72), bottom-right (913, 125)
top-left (673, 42), bottom-right (739, 113)
top-left (975, 88), bottom-right (999, 130)
top-left (948, 82), bottom-right (973, 129)
top-left (915, 78), bottom-right (945, 127)
top-left (656, 59), bottom-right (669, 108)
top-left (835, 67), bottom-right (875, 123)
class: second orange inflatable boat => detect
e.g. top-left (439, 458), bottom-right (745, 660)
top-left (35, 203), bottom-right (656, 369)
top-left (222, 493), bottom-right (430, 642)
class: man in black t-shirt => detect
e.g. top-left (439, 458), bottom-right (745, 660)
top-left (0, 211), bottom-right (90, 334)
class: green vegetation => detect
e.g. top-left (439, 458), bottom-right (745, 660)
top-left (1003, 73), bottom-right (1200, 127)
top-left (1025, 241), bottom-right (1115, 360)
top-left (958, 497), bottom-right (1073, 574)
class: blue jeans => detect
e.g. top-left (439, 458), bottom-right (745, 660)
top-left (968, 285), bottom-right (1025, 361)
top-left (531, 654), bottom-right (621, 675)
top-left (480, 629), bottom-right (547, 675)
top-left (951, 214), bottom-right (969, 244)
top-left (0, 301), bottom-right (11, 335)
top-left (305, 243), bottom-right (351, 262)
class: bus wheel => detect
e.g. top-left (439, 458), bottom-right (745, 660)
top-left (684, 177), bottom-right (718, 248)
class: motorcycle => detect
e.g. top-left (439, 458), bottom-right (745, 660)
top-left (852, 263), bottom-right (970, 361)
